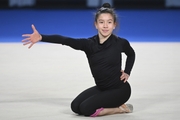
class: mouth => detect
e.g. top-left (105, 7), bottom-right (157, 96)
top-left (102, 30), bottom-right (109, 33)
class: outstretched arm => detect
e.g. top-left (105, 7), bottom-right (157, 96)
top-left (22, 24), bottom-right (42, 49)
top-left (22, 24), bottom-right (89, 52)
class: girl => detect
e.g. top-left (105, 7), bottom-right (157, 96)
top-left (22, 3), bottom-right (135, 117)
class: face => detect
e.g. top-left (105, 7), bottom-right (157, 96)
top-left (95, 13), bottom-right (116, 39)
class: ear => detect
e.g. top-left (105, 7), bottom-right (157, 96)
top-left (113, 22), bottom-right (117, 29)
top-left (94, 22), bottom-right (98, 29)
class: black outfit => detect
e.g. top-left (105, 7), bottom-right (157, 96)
top-left (41, 34), bottom-right (135, 116)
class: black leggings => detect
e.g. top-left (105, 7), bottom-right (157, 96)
top-left (71, 82), bottom-right (131, 116)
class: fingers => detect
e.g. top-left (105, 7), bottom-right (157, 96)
top-left (121, 77), bottom-right (128, 83)
top-left (22, 40), bottom-right (34, 49)
top-left (22, 41), bottom-right (34, 49)
top-left (22, 24), bottom-right (36, 37)
top-left (120, 73), bottom-right (125, 80)
top-left (120, 72), bottom-right (129, 83)
top-left (123, 78), bottom-right (128, 83)
top-left (21, 24), bottom-right (37, 49)
top-left (22, 38), bottom-right (31, 46)
top-left (22, 38), bottom-right (31, 42)
top-left (22, 37), bottom-right (32, 46)
top-left (23, 41), bottom-right (31, 46)
top-left (31, 24), bottom-right (36, 32)
top-left (22, 34), bottom-right (31, 37)
top-left (28, 43), bottom-right (34, 49)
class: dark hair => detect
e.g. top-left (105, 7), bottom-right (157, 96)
top-left (95, 3), bottom-right (117, 23)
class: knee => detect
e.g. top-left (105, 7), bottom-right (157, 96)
top-left (71, 100), bottom-right (81, 115)
top-left (79, 103), bottom-right (94, 116)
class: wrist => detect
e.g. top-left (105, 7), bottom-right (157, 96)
top-left (39, 34), bottom-right (42, 41)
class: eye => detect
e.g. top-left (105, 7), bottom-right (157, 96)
top-left (108, 21), bottom-right (113, 24)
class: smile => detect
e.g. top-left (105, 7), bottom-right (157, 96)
top-left (102, 30), bottom-right (109, 32)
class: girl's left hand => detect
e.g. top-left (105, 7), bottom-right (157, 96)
top-left (120, 70), bottom-right (129, 83)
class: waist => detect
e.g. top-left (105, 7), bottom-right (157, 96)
top-left (95, 77), bottom-right (125, 91)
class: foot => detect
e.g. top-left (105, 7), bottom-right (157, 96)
top-left (119, 104), bottom-right (133, 113)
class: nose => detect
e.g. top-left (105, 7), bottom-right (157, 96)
top-left (103, 22), bottom-right (108, 28)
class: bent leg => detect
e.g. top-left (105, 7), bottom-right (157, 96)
top-left (79, 82), bottom-right (131, 116)
top-left (71, 86), bottom-right (101, 115)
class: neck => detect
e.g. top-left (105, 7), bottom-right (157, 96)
top-left (99, 34), bottom-right (112, 44)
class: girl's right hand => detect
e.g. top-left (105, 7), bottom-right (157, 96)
top-left (22, 24), bottom-right (42, 49)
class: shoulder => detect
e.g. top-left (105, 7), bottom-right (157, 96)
top-left (88, 35), bottom-right (98, 40)
top-left (112, 34), bottom-right (130, 45)
top-left (87, 35), bottom-right (98, 43)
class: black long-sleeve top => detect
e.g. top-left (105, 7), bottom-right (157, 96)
top-left (41, 34), bottom-right (135, 90)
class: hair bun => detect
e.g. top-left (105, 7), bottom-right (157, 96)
top-left (102, 3), bottom-right (111, 8)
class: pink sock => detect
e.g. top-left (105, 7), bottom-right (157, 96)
top-left (90, 108), bottom-right (104, 117)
